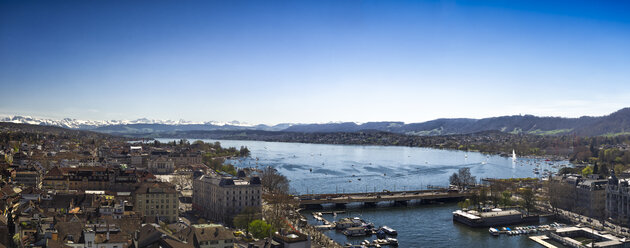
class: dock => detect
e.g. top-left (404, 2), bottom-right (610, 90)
top-left (529, 235), bottom-right (558, 248)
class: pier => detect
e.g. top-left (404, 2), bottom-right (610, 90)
top-left (298, 189), bottom-right (472, 208)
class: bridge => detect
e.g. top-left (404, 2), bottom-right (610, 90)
top-left (298, 189), bottom-right (472, 208)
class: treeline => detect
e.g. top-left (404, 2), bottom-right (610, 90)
top-left (147, 139), bottom-right (251, 176)
top-left (0, 122), bottom-right (117, 141)
top-left (567, 135), bottom-right (630, 176)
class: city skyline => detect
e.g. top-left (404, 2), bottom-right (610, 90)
top-left (1, 0), bottom-right (629, 124)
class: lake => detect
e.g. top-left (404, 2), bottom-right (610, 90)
top-left (159, 138), bottom-right (569, 247)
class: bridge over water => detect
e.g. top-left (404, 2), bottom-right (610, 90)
top-left (298, 189), bottom-right (472, 208)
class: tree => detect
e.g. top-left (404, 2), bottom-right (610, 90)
top-left (582, 166), bottom-right (593, 177)
top-left (592, 163), bottom-right (599, 175)
top-left (500, 190), bottom-right (512, 206)
top-left (449, 173), bottom-right (460, 189)
top-left (457, 168), bottom-right (476, 189)
top-left (13, 233), bottom-right (20, 247)
top-left (520, 188), bottom-right (535, 214)
top-left (261, 166), bottom-right (289, 194)
top-left (470, 192), bottom-right (480, 210)
top-left (248, 220), bottom-right (272, 239)
top-left (170, 174), bottom-right (192, 191)
top-left (233, 207), bottom-right (261, 234)
top-left (457, 199), bottom-right (471, 209)
top-left (239, 146), bottom-right (250, 157)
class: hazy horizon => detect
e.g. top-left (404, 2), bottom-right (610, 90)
top-left (2, 0), bottom-right (629, 124)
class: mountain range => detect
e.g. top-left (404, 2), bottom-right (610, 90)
top-left (2, 107), bottom-right (630, 136)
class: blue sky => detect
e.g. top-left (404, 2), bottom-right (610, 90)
top-left (1, 0), bottom-right (629, 124)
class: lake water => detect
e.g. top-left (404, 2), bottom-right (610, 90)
top-left (160, 138), bottom-right (567, 194)
top-left (159, 138), bottom-right (570, 247)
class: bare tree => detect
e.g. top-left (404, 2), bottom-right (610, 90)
top-left (458, 168), bottom-right (476, 189)
top-left (520, 188), bottom-right (535, 214)
top-left (449, 173), bottom-right (460, 189)
top-left (170, 174), bottom-right (192, 191)
top-left (261, 166), bottom-right (289, 194)
top-left (263, 192), bottom-right (298, 231)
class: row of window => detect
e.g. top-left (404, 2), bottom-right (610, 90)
top-left (149, 210), bottom-right (177, 215)
top-left (199, 239), bottom-right (233, 245)
top-left (142, 204), bottom-right (177, 209)
top-left (144, 199), bottom-right (172, 203)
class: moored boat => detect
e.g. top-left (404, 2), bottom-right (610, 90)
top-left (381, 226), bottom-right (398, 236)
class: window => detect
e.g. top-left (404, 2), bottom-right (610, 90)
top-left (87, 241), bottom-right (92, 247)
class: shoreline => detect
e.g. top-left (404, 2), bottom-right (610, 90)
top-left (142, 136), bottom-right (572, 162)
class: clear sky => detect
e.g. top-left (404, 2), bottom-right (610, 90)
top-left (1, 0), bottom-right (629, 125)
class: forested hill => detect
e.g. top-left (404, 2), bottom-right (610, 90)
top-left (283, 108), bottom-right (630, 136)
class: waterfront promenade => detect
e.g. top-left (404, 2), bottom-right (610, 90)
top-left (536, 203), bottom-right (630, 238)
top-left (298, 189), bottom-right (472, 207)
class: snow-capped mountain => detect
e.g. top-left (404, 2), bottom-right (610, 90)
top-left (0, 115), bottom-right (259, 130)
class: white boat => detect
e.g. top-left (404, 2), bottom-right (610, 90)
top-left (489, 227), bottom-right (500, 236)
top-left (381, 226), bottom-right (398, 236)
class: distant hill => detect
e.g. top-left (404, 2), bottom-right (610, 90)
top-left (0, 122), bottom-right (117, 139)
top-left (282, 121), bottom-right (405, 133)
top-left (3, 107), bottom-right (630, 137)
top-left (282, 108), bottom-right (630, 136)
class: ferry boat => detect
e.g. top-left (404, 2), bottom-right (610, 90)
top-left (381, 226), bottom-right (398, 236)
top-left (343, 227), bottom-right (367, 237)
top-left (343, 227), bottom-right (368, 237)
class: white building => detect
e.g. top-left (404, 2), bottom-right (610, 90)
top-left (192, 172), bottom-right (262, 224)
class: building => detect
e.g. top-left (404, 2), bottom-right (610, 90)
top-left (452, 209), bottom-right (539, 227)
top-left (64, 228), bottom-right (128, 248)
top-left (548, 226), bottom-right (630, 248)
top-left (43, 166), bottom-right (156, 192)
top-left (147, 157), bottom-right (175, 175)
top-left (169, 152), bottom-right (202, 167)
top-left (14, 169), bottom-right (42, 188)
top-left (134, 224), bottom-right (193, 248)
top-left (606, 170), bottom-right (630, 226)
top-left (134, 182), bottom-right (179, 223)
top-left (192, 172), bottom-right (262, 224)
top-left (549, 174), bottom-right (607, 219)
top-left (575, 177), bottom-right (607, 218)
top-left (176, 224), bottom-right (236, 248)
top-left (272, 232), bottom-right (311, 248)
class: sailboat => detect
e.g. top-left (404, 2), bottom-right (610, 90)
top-left (512, 150), bottom-right (517, 161)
